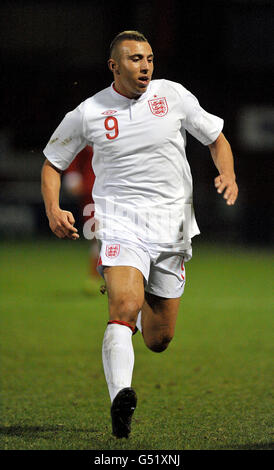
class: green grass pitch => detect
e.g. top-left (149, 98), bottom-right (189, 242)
top-left (0, 239), bottom-right (273, 450)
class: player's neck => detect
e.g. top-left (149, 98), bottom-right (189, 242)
top-left (113, 83), bottom-right (140, 100)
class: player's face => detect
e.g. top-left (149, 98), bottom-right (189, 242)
top-left (110, 40), bottom-right (154, 99)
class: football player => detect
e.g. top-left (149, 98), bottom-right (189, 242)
top-left (41, 30), bottom-right (238, 439)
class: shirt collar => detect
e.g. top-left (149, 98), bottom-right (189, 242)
top-left (110, 82), bottom-right (152, 102)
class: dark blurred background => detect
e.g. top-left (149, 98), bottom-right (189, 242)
top-left (0, 0), bottom-right (273, 245)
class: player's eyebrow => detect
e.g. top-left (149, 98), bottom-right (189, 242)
top-left (129, 53), bottom-right (154, 59)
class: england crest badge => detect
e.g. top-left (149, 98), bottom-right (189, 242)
top-left (148, 97), bottom-right (168, 117)
top-left (105, 244), bottom-right (120, 258)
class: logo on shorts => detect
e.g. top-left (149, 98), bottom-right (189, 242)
top-left (148, 97), bottom-right (168, 117)
top-left (105, 244), bottom-right (120, 258)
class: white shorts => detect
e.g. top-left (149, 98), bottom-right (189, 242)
top-left (97, 238), bottom-right (191, 298)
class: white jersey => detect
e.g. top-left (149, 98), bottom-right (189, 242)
top-left (44, 79), bottom-right (223, 251)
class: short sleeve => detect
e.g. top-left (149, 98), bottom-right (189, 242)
top-left (174, 83), bottom-right (224, 145)
top-left (43, 102), bottom-right (88, 171)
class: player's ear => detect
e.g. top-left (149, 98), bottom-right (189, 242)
top-left (108, 59), bottom-right (116, 73)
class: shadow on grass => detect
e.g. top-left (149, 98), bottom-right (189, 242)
top-left (0, 425), bottom-right (119, 450)
top-left (0, 425), bottom-right (98, 437)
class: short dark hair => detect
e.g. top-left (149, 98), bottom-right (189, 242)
top-left (109, 30), bottom-right (148, 58)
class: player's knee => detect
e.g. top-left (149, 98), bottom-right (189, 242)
top-left (146, 333), bottom-right (173, 353)
top-left (109, 296), bottom-right (142, 324)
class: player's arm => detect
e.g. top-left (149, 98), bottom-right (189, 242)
top-left (41, 159), bottom-right (79, 240)
top-left (208, 132), bottom-right (238, 205)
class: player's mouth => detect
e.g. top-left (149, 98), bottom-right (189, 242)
top-left (137, 76), bottom-right (150, 87)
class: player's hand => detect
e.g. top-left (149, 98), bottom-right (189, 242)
top-left (48, 208), bottom-right (79, 240)
top-left (214, 174), bottom-right (238, 205)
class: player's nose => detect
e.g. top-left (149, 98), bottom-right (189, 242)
top-left (140, 59), bottom-right (149, 72)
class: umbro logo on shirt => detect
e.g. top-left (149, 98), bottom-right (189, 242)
top-left (102, 110), bottom-right (117, 115)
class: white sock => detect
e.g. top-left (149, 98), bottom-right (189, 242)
top-left (102, 324), bottom-right (134, 403)
top-left (136, 310), bottom-right (142, 333)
